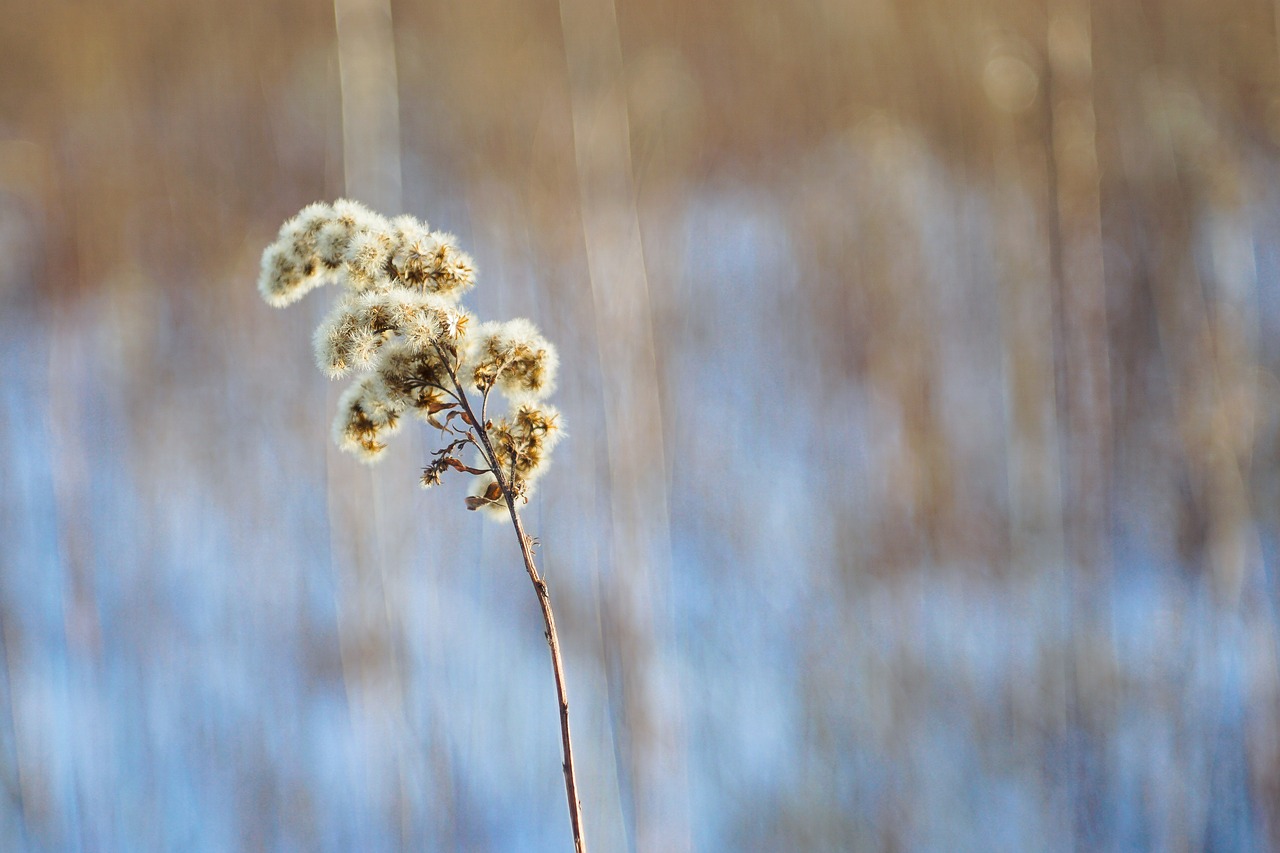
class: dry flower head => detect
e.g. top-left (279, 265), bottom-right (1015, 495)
top-left (259, 200), bottom-right (561, 512)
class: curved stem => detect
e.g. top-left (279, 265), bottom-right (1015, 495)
top-left (438, 344), bottom-right (587, 852)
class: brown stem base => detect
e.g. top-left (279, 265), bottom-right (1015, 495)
top-left (509, 508), bottom-right (587, 853)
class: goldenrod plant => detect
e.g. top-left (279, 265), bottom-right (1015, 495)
top-left (258, 200), bottom-right (586, 852)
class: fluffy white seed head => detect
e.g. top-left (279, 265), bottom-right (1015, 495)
top-left (385, 229), bottom-right (476, 301)
top-left (257, 202), bottom-right (339, 306)
top-left (347, 326), bottom-right (386, 370)
top-left (316, 201), bottom-right (380, 270)
top-left (332, 198), bottom-right (388, 232)
top-left (376, 339), bottom-right (455, 419)
top-left (312, 313), bottom-right (354, 378)
top-left (468, 318), bottom-right (558, 403)
top-left (422, 232), bottom-right (476, 301)
top-left (475, 402), bottom-right (564, 511)
top-left (262, 200), bottom-right (562, 502)
top-left (344, 229), bottom-right (396, 292)
top-left (312, 289), bottom-right (467, 378)
top-left (400, 304), bottom-right (444, 352)
top-left (466, 409), bottom-right (563, 517)
top-left (332, 374), bottom-right (406, 462)
top-left (390, 214), bottom-right (430, 245)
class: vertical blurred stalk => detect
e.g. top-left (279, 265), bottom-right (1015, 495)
top-left (334, 0), bottom-right (401, 212)
top-left (43, 130), bottom-right (91, 852)
top-left (1045, 2), bottom-right (1111, 574)
top-left (991, 112), bottom-right (1066, 576)
top-left (330, 0), bottom-right (410, 844)
top-left (987, 34), bottom-right (1070, 850)
top-left (557, 0), bottom-right (691, 850)
top-left (1044, 5), bottom-right (1112, 846)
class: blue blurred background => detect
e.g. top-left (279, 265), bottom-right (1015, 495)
top-left (2, 0), bottom-right (1280, 850)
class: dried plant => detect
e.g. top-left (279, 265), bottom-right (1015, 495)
top-left (258, 200), bottom-right (586, 852)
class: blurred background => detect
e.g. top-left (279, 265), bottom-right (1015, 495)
top-left (2, 0), bottom-right (1279, 850)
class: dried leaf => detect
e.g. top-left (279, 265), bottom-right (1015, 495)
top-left (444, 457), bottom-right (489, 475)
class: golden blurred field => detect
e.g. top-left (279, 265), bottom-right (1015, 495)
top-left (1, 0), bottom-right (1279, 850)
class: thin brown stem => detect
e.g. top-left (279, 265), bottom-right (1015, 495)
top-left (506, 505), bottom-right (588, 853)
top-left (439, 346), bottom-right (587, 853)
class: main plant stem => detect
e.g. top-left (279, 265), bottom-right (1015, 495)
top-left (443, 355), bottom-right (587, 853)
top-left (505, 505), bottom-right (588, 853)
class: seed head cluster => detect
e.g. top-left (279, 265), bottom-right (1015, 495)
top-left (258, 200), bottom-right (562, 512)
